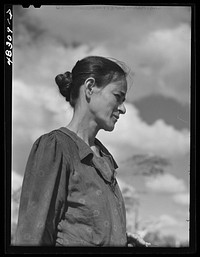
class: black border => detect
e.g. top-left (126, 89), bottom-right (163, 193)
top-left (4, 2), bottom-right (197, 254)
top-left (4, 3), bottom-right (13, 255)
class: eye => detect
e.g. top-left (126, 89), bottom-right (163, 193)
top-left (114, 94), bottom-right (126, 103)
top-left (114, 94), bottom-right (121, 101)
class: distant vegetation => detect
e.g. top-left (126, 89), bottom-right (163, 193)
top-left (124, 153), bottom-right (171, 176)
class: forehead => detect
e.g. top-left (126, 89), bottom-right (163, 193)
top-left (104, 79), bottom-right (127, 93)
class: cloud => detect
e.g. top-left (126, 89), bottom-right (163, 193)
top-left (141, 214), bottom-right (179, 230)
top-left (12, 42), bottom-right (111, 174)
top-left (157, 214), bottom-right (179, 228)
top-left (11, 171), bottom-right (23, 238)
top-left (117, 178), bottom-right (139, 202)
top-left (12, 170), bottom-right (23, 191)
top-left (173, 193), bottom-right (190, 205)
top-left (14, 6), bottom-right (191, 105)
top-left (118, 23), bottom-right (191, 104)
top-left (26, 6), bottom-right (190, 46)
top-left (12, 8), bottom-right (190, 187)
top-left (12, 40), bottom-right (111, 144)
top-left (12, 50), bottom-right (190, 178)
top-left (98, 103), bottom-right (190, 161)
top-left (136, 213), bottom-right (181, 238)
top-left (145, 173), bottom-right (187, 193)
top-left (12, 79), bottom-right (73, 141)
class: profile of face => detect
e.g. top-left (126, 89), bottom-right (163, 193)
top-left (88, 78), bottom-right (127, 131)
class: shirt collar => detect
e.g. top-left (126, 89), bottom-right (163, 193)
top-left (58, 127), bottom-right (118, 169)
top-left (59, 127), bottom-right (94, 162)
top-left (94, 138), bottom-right (118, 169)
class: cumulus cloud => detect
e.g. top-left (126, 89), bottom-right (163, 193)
top-left (157, 214), bottom-right (179, 228)
top-left (142, 214), bottom-right (179, 229)
top-left (136, 213), bottom-right (181, 238)
top-left (11, 171), bottom-right (23, 239)
top-left (119, 23), bottom-right (191, 104)
top-left (98, 103), bottom-right (190, 161)
top-left (173, 193), bottom-right (190, 205)
top-left (12, 170), bottom-right (23, 191)
top-left (12, 79), bottom-right (73, 141)
top-left (13, 78), bottom-right (189, 168)
top-left (117, 178), bottom-right (139, 207)
top-left (13, 21), bottom-right (189, 161)
top-left (144, 172), bottom-right (190, 209)
top-left (12, 40), bottom-right (111, 144)
top-left (12, 40), bottom-right (190, 180)
top-left (144, 173), bottom-right (187, 193)
top-left (14, 6), bottom-right (191, 105)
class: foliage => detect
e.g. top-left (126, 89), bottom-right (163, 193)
top-left (124, 154), bottom-right (171, 176)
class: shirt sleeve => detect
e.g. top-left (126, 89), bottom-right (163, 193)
top-left (14, 131), bottom-right (69, 246)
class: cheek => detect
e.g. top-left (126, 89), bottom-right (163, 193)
top-left (101, 102), bottom-right (116, 117)
top-left (90, 94), bottom-right (117, 119)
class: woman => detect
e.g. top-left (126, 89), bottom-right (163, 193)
top-left (15, 56), bottom-right (149, 247)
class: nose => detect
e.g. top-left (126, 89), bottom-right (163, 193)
top-left (118, 102), bottom-right (126, 114)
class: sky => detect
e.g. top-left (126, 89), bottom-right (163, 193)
top-left (11, 5), bottom-right (191, 244)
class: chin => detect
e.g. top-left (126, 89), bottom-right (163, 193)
top-left (104, 127), bottom-right (114, 132)
top-left (103, 123), bottom-right (115, 132)
top-left (97, 119), bottom-right (115, 132)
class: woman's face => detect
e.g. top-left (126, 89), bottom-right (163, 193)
top-left (89, 79), bottom-right (127, 131)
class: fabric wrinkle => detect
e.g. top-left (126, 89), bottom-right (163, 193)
top-left (15, 127), bottom-right (127, 246)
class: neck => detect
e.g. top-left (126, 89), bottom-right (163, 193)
top-left (66, 106), bottom-right (99, 147)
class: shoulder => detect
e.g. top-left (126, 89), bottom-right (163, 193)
top-left (32, 128), bottom-right (76, 157)
top-left (34, 128), bottom-right (73, 145)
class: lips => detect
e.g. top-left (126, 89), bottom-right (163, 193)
top-left (112, 115), bottom-right (119, 121)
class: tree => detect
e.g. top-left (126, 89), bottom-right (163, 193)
top-left (124, 153), bottom-right (171, 176)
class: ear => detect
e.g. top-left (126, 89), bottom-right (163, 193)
top-left (84, 77), bottom-right (96, 98)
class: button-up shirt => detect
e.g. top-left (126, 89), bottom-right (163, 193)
top-left (15, 127), bottom-right (127, 246)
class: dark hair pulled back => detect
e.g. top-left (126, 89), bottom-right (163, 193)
top-left (55, 56), bottom-right (128, 108)
top-left (55, 71), bottom-right (72, 102)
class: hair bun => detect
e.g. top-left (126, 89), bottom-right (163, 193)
top-left (55, 71), bottom-right (72, 101)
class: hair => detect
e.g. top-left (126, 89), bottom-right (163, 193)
top-left (55, 56), bottom-right (129, 108)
